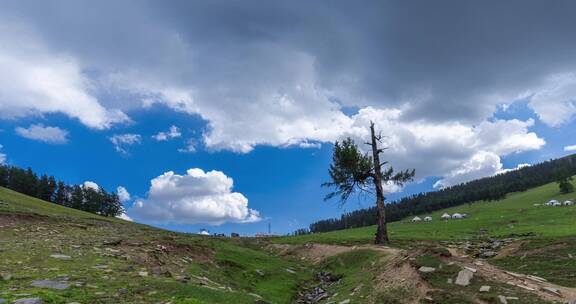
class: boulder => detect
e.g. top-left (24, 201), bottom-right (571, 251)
top-left (479, 285), bottom-right (491, 292)
top-left (497, 295), bottom-right (508, 304)
top-left (418, 266), bottom-right (436, 273)
top-left (49, 254), bottom-right (71, 260)
top-left (30, 280), bottom-right (70, 290)
top-left (455, 269), bottom-right (474, 286)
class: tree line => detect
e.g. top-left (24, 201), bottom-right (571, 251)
top-left (302, 154), bottom-right (576, 234)
top-left (0, 164), bottom-right (123, 217)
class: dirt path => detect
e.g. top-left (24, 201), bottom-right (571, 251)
top-left (447, 247), bottom-right (576, 303)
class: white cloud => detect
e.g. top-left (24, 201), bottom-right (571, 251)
top-left (564, 145), bottom-right (576, 152)
top-left (497, 163), bottom-right (531, 175)
top-left (128, 168), bottom-right (260, 225)
top-left (15, 124), bottom-right (68, 144)
top-left (382, 181), bottom-right (403, 194)
top-left (116, 212), bottom-right (133, 222)
top-left (116, 186), bottom-right (131, 202)
top-left (152, 125), bottom-right (181, 141)
top-left (109, 134), bottom-right (141, 154)
top-left (0, 144), bottom-right (6, 164)
top-left (529, 73), bottom-right (576, 126)
top-left (83, 181), bottom-right (99, 190)
top-left (0, 22), bottom-right (129, 129)
top-left (177, 139), bottom-right (196, 153)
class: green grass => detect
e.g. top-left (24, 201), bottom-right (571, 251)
top-left (274, 180), bottom-right (576, 245)
top-left (492, 237), bottom-right (576, 287)
top-left (0, 187), bottom-right (314, 303)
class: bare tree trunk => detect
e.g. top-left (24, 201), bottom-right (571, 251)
top-left (369, 122), bottom-right (389, 244)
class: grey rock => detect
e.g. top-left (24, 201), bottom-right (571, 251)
top-left (49, 254), bottom-right (71, 260)
top-left (481, 250), bottom-right (497, 258)
top-left (30, 280), bottom-right (70, 290)
top-left (255, 269), bottom-right (265, 276)
top-left (479, 285), bottom-right (491, 292)
top-left (12, 298), bottom-right (43, 304)
top-left (339, 300), bottom-right (350, 304)
top-left (541, 286), bottom-right (561, 296)
top-left (497, 295), bottom-right (508, 304)
top-left (418, 266), bottom-right (436, 273)
top-left (455, 269), bottom-right (474, 286)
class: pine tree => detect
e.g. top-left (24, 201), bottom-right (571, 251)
top-left (322, 122), bottom-right (415, 244)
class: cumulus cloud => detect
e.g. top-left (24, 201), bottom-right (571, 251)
top-left (15, 124), bottom-right (68, 144)
top-left (128, 168), bottom-right (260, 225)
top-left (116, 186), bottom-right (131, 202)
top-left (116, 212), bottom-right (133, 222)
top-left (564, 145), bottom-right (576, 152)
top-left (0, 19), bottom-right (129, 129)
top-left (152, 125), bottom-right (181, 141)
top-left (83, 181), bottom-right (99, 190)
top-left (0, 144), bottom-right (6, 164)
top-left (109, 134), bottom-right (141, 154)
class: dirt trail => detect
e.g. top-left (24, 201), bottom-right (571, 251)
top-left (447, 247), bottom-right (576, 303)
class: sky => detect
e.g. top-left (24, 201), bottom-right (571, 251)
top-left (1, 0), bottom-right (576, 236)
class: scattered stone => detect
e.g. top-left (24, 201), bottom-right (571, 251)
top-left (526, 275), bottom-right (547, 283)
top-left (50, 254), bottom-right (71, 260)
top-left (505, 271), bottom-right (524, 278)
top-left (285, 268), bottom-right (296, 274)
top-left (506, 297), bottom-right (519, 300)
top-left (479, 285), bottom-right (491, 292)
top-left (481, 251), bottom-right (497, 258)
top-left (93, 265), bottom-right (109, 270)
top-left (255, 269), bottom-right (265, 276)
top-left (30, 280), bottom-right (70, 290)
top-left (447, 278), bottom-right (453, 284)
top-left (455, 269), bottom-right (474, 286)
top-left (541, 286), bottom-right (561, 297)
top-left (418, 266), bottom-right (436, 273)
top-left (13, 298), bottom-right (43, 304)
top-left (497, 295), bottom-right (508, 304)
top-left (464, 266), bottom-right (477, 273)
top-left (339, 300), bottom-right (350, 304)
top-left (515, 284), bottom-right (535, 291)
top-left (138, 271), bottom-right (149, 277)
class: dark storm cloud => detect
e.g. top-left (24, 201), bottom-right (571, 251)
top-left (2, 0), bottom-right (576, 124)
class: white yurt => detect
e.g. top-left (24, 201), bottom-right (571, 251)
top-left (441, 213), bottom-right (451, 220)
top-left (564, 200), bottom-right (574, 206)
top-left (411, 216), bottom-right (422, 222)
top-left (424, 216), bottom-right (433, 221)
top-left (553, 201), bottom-right (563, 207)
top-left (452, 213), bottom-right (464, 219)
top-left (546, 199), bottom-right (559, 206)
top-left (198, 229), bottom-right (210, 235)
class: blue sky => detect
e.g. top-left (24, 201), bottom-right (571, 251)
top-left (1, 1), bottom-right (576, 235)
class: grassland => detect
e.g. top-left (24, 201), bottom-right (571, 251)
top-left (273, 180), bottom-right (576, 245)
top-left (0, 187), bottom-right (314, 304)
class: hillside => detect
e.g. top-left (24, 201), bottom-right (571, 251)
top-left (278, 179), bottom-right (576, 244)
top-left (0, 187), bottom-right (315, 304)
top-left (1, 181), bottom-right (575, 303)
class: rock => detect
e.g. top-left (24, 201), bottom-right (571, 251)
top-left (339, 300), bottom-right (350, 304)
top-left (455, 269), bottom-right (474, 286)
top-left (13, 298), bottom-right (43, 304)
top-left (480, 250), bottom-right (497, 258)
top-left (479, 285), bottom-right (491, 292)
top-left (418, 266), bottom-right (436, 273)
top-left (464, 266), bottom-right (477, 273)
top-left (30, 280), bottom-right (70, 290)
top-left (498, 295), bottom-right (508, 304)
top-left (285, 268), bottom-right (296, 274)
top-left (49, 254), bottom-right (71, 260)
top-left (526, 275), bottom-right (547, 283)
top-left (447, 278), bottom-right (453, 284)
top-left (541, 286), bottom-right (561, 297)
top-left (138, 271), bottom-right (149, 277)
top-left (255, 269), bottom-right (265, 276)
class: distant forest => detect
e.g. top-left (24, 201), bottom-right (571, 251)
top-left (295, 154), bottom-right (576, 235)
top-left (0, 165), bottom-right (123, 217)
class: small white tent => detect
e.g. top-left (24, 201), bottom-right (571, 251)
top-left (564, 200), bottom-right (574, 206)
top-left (546, 200), bottom-right (559, 206)
top-left (452, 213), bottom-right (464, 219)
top-left (198, 229), bottom-right (210, 235)
top-left (441, 213), bottom-right (451, 220)
top-left (411, 216), bottom-right (422, 222)
top-left (424, 216), bottom-right (433, 221)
